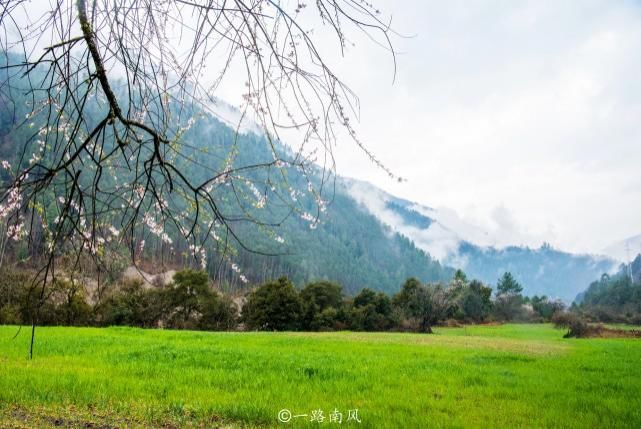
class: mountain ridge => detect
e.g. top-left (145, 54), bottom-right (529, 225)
top-left (341, 177), bottom-right (617, 301)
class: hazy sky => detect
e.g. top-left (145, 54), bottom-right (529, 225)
top-left (10, 0), bottom-right (640, 255)
top-left (302, 0), bottom-right (641, 255)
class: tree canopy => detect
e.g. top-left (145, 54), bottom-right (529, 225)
top-left (496, 272), bottom-right (523, 296)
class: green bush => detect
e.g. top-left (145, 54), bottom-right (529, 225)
top-left (242, 276), bottom-right (302, 330)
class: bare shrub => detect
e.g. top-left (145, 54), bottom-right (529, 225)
top-left (552, 311), bottom-right (590, 338)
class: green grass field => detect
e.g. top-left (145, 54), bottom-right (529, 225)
top-left (1, 324), bottom-right (640, 428)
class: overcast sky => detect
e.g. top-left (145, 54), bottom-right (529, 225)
top-left (11, 0), bottom-right (641, 256)
top-left (299, 0), bottom-right (641, 255)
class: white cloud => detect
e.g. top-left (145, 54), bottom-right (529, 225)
top-left (324, 0), bottom-right (641, 254)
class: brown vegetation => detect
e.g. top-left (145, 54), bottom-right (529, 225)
top-left (552, 311), bottom-right (641, 338)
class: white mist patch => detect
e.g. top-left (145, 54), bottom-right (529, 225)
top-left (342, 178), bottom-right (462, 261)
top-left (205, 98), bottom-right (264, 136)
top-left (602, 234), bottom-right (641, 263)
top-left (409, 205), bottom-right (496, 248)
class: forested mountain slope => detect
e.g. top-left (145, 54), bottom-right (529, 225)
top-left (0, 53), bottom-right (453, 294)
top-left (575, 254), bottom-right (641, 322)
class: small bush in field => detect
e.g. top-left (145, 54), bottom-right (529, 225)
top-left (552, 311), bottom-right (590, 338)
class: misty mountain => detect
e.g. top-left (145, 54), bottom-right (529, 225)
top-left (343, 179), bottom-right (616, 302)
top-left (574, 253), bottom-right (641, 320)
top-left (0, 51), bottom-right (617, 300)
top-left (0, 57), bottom-right (452, 295)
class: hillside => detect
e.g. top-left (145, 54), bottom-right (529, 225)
top-left (0, 56), bottom-right (452, 295)
top-left (575, 253), bottom-right (641, 321)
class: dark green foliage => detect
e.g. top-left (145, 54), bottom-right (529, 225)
top-left (242, 277), bottom-right (302, 330)
top-left (300, 281), bottom-right (343, 311)
top-left (453, 269), bottom-right (468, 284)
top-left (493, 272), bottom-right (525, 321)
top-left (496, 272), bottom-right (523, 296)
top-left (393, 279), bottom-right (456, 332)
top-left (164, 270), bottom-right (210, 328)
top-left (310, 307), bottom-right (344, 331)
top-left (52, 279), bottom-right (93, 326)
top-left (0, 269), bottom-right (33, 325)
top-left (575, 254), bottom-right (641, 324)
top-left (352, 288), bottom-right (378, 307)
top-left (493, 295), bottom-right (524, 321)
top-left (460, 280), bottom-right (493, 322)
top-left (96, 270), bottom-right (236, 330)
top-left (349, 288), bottom-right (396, 331)
top-left (0, 269), bottom-right (93, 326)
top-left (97, 279), bottom-right (164, 328)
top-left (527, 295), bottom-right (565, 321)
top-left (1, 263), bottom-right (584, 333)
top-left (392, 278), bottom-right (435, 332)
top-left (198, 294), bottom-right (237, 331)
top-left (300, 281), bottom-right (344, 331)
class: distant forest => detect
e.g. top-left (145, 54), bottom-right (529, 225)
top-left (574, 254), bottom-right (641, 324)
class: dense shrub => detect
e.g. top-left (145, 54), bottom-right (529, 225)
top-left (96, 270), bottom-right (237, 330)
top-left (348, 288), bottom-right (396, 331)
top-left (528, 295), bottom-right (565, 321)
top-left (242, 276), bottom-right (302, 330)
top-left (198, 293), bottom-right (237, 331)
top-left (96, 279), bottom-right (164, 327)
top-left (493, 272), bottom-right (525, 321)
top-left (392, 278), bottom-right (439, 332)
top-left (300, 281), bottom-right (345, 331)
top-left (460, 280), bottom-right (493, 323)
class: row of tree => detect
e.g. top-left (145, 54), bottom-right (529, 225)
top-left (0, 267), bottom-right (565, 332)
top-left (242, 271), bottom-right (564, 332)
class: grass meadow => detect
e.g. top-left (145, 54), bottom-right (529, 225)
top-left (1, 324), bottom-right (640, 428)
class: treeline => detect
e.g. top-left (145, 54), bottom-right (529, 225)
top-left (0, 267), bottom-right (565, 332)
top-left (242, 271), bottom-right (564, 332)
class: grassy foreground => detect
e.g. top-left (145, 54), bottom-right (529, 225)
top-left (1, 324), bottom-right (640, 428)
